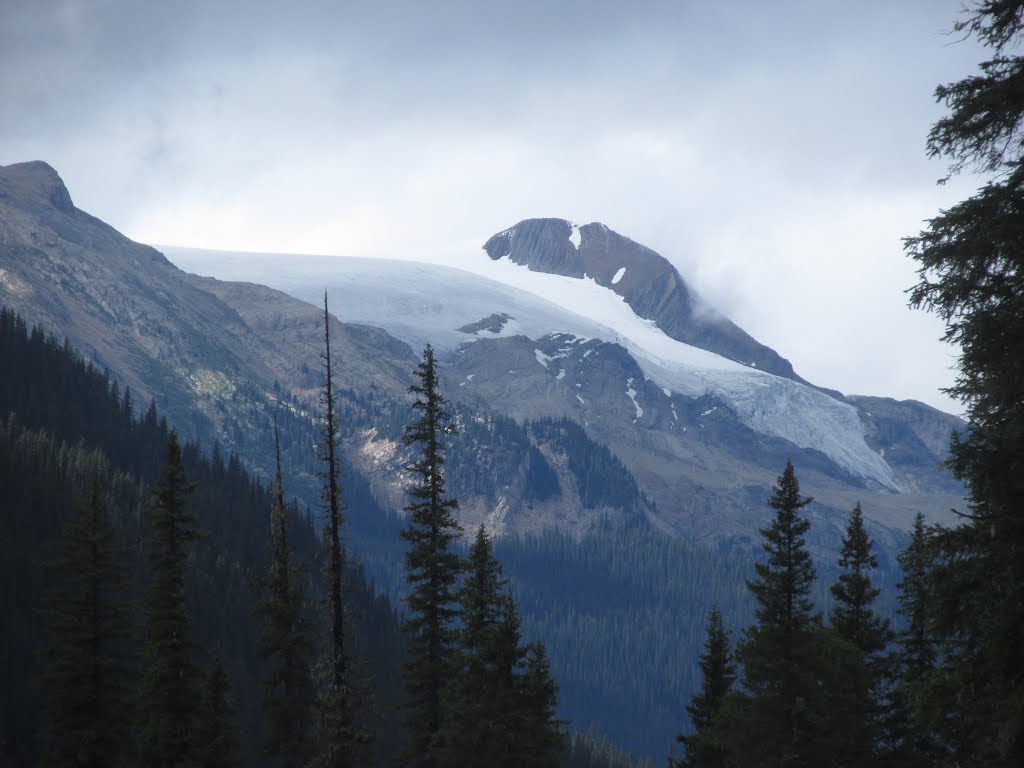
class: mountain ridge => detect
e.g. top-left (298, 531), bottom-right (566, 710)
top-left (484, 217), bottom-right (810, 384)
top-left (163, 240), bottom-right (965, 545)
top-left (0, 160), bottom-right (659, 543)
top-left (0, 159), bottom-right (968, 761)
top-left (0, 161), bottom-right (965, 553)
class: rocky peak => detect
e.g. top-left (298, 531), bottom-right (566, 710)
top-left (0, 160), bottom-right (76, 215)
top-left (483, 217), bottom-right (807, 384)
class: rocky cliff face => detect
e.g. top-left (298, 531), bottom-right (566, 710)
top-left (166, 236), bottom-right (967, 553)
top-left (0, 161), bottom-right (968, 556)
top-left (0, 161), bottom-right (418, 487)
top-left (484, 217), bottom-right (806, 382)
top-left (0, 161), bottom-right (653, 541)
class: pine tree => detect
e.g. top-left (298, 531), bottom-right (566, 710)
top-left (196, 655), bottom-right (241, 768)
top-left (490, 588), bottom-right (527, 761)
top-left (724, 460), bottom-right (825, 768)
top-left (256, 424), bottom-right (315, 767)
top-left (39, 475), bottom-right (135, 768)
top-left (517, 642), bottom-right (567, 768)
top-left (671, 608), bottom-right (735, 768)
top-left (828, 503), bottom-right (892, 766)
top-left (399, 344), bottom-right (463, 767)
top-left (903, 3), bottom-right (1024, 763)
top-left (139, 430), bottom-right (203, 768)
top-left (830, 503), bottom-right (891, 656)
top-left (442, 525), bottom-right (506, 767)
top-left (438, 526), bottom-right (565, 767)
top-left (890, 513), bottom-right (940, 765)
top-left (315, 294), bottom-right (364, 767)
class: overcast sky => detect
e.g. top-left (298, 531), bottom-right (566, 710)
top-left (1, 0), bottom-right (991, 414)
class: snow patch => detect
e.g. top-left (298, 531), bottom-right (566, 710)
top-left (556, 369), bottom-right (566, 380)
top-left (568, 225), bottom-right (581, 250)
top-left (700, 406), bottom-right (717, 417)
top-left (662, 387), bottom-right (672, 397)
top-left (163, 246), bottom-right (900, 491)
top-left (611, 267), bottom-right (626, 285)
top-left (535, 349), bottom-right (552, 368)
top-left (576, 394), bottom-right (585, 405)
top-left (626, 378), bottom-right (643, 421)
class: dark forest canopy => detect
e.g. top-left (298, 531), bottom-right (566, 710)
top-left (0, 308), bottom-right (637, 768)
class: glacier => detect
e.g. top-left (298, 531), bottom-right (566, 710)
top-left (163, 245), bottom-right (898, 490)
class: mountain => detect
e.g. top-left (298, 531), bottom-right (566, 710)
top-left (484, 217), bottom-right (806, 383)
top-left (1, 160), bottom-right (969, 761)
top-left (164, 226), bottom-right (964, 556)
top-left (0, 161), bottom-right (411, 455)
top-left (0, 162), bottom-right (657, 540)
top-left (0, 306), bottom-right (408, 768)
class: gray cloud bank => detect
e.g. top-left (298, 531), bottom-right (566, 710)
top-left (1, 0), bottom-right (987, 413)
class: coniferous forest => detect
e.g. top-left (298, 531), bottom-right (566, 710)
top-left (2, 2), bottom-right (1024, 766)
top-left (0, 309), bottom-right (632, 767)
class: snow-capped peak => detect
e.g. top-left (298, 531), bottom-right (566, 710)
top-left (163, 244), bottom-right (899, 491)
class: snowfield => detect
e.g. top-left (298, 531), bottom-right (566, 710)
top-left (163, 245), bottom-right (898, 490)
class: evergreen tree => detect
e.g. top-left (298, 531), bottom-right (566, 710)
top-left (517, 642), bottom-right (567, 768)
top-left (903, 3), bottom-right (1024, 762)
top-left (256, 424), bottom-right (315, 767)
top-left (491, 589), bottom-right (528, 754)
top-left (828, 503), bottom-right (891, 766)
top-left (196, 655), bottom-right (242, 768)
top-left (39, 475), bottom-right (135, 768)
top-left (830, 503), bottom-right (891, 656)
top-left (723, 460), bottom-right (824, 768)
top-left (439, 526), bottom-right (565, 767)
top-left (399, 344), bottom-right (463, 767)
top-left (139, 430), bottom-right (203, 768)
top-left (671, 609), bottom-right (734, 768)
top-left (442, 525), bottom-right (506, 767)
top-left (315, 294), bottom-right (364, 767)
top-left (890, 513), bottom-right (940, 765)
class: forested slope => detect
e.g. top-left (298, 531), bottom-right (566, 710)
top-left (0, 308), bottom-right (404, 767)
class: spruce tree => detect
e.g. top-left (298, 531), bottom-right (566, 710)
top-left (828, 503), bottom-right (891, 766)
top-left (671, 608), bottom-right (734, 768)
top-left (491, 588), bottom-right (527, 752)
top-left (903, 3), bottom-right (1024, 762)
top-left (315, 294), bottom-right (363, 766)
top-left (891, 513), bottom-right (939, 764)
top-left (517, 642), bottom-right (567, 768)
top-left (139, 430), bottom-right (203, 768)
top-left (256, 424), bottom-right (315, 767)
top-left (725, 460), bottom-right (824, 768)
top-left (399, 343), bottom-right (463, 767)
top-left (830, 503), bottom-right (890, 656)
top-left (196, 655), bottom-right (242, 768)
top-left (39, 475), bottom-right (134, 768)
top-left (442, 525), bottom-right (506, 767)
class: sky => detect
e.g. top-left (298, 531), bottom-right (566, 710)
top-left (0, 0), bottom-right (992, 414)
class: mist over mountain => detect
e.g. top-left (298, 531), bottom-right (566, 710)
top-left (484, 217), bottom-right (806, 383)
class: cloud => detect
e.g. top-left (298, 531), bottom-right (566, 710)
top-left (0, 0), bottom-right (984, 413)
